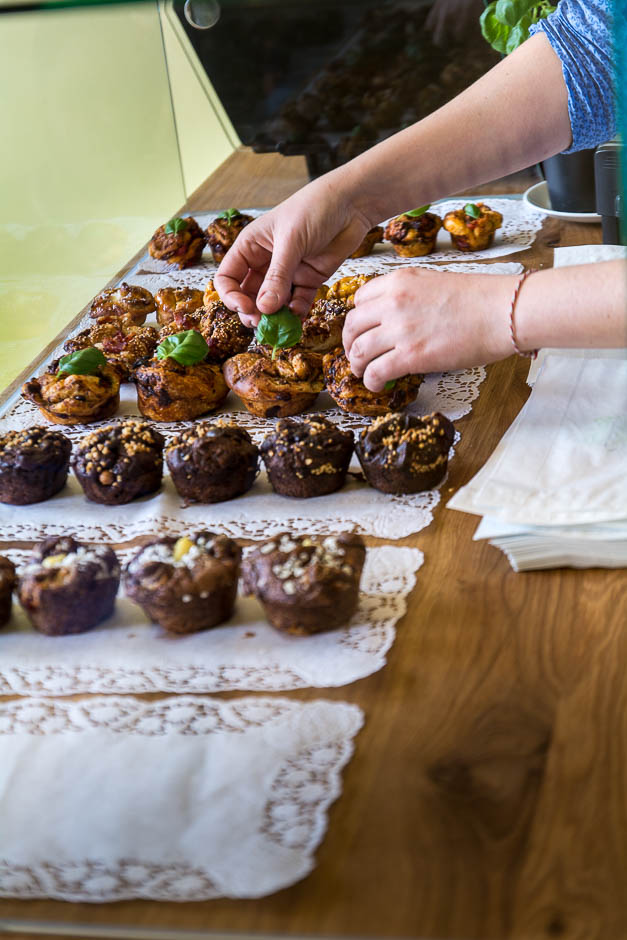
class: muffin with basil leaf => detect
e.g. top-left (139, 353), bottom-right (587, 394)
top-left (134, 330), bottom-right (228, 422)
top-left (0, 427), bottom-right (72, 504)
top-left (442, 202), bottom-right (503, 251)
top-left (21, 348), bottom-right (120, 425)
top-left (63, 320), bottom-right (158, 381)
top-left (149, 216), bottom-right (206, 269)
top-left (205, 208), bottom-right (254, 263)
top-left (384, 205), bottom-right (442, 257)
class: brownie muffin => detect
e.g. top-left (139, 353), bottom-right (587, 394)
top-left (0, 427), bottom-right (72, 504)
top-left (206, 210), bottom-right (254, 263)
top-left (149, 217), bottom-right (206, 269)
top-left (124, 532), bottom-right (241, 634)
top-left (242, 532), bottom-right (366, 635)
top-left (134, 355), bottom-right (229, 422)
top-left (0, 556), bottom-right (16, 627)
top-left (166, 421), bottom-right (259, 503)
top-left (73, 420), bottom-right (164, 505)
top-left (356, 412), bottom-right (455, 493)
top-left (260, 416), bottom-right (354, 499)
top-left (384, 211), bottom-right (442, 257)
top-left (323, 348), bottom-right (423, 416)
top-left (18, 536), bottom-right (120, 635)
top-left (21, 359), bottom-right (120, 425)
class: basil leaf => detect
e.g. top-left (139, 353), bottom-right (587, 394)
top-left (480, 4), bottom-right (510, 52)
top-left (463, 203), bottom-right (481, 219)
top-left (505, 22), bottom-right (529, 52)
top-left (164, 217), bottom-right (188, 235)
top-left (57, 347), bottom-right (107, 376)
top-left (156, 330), bottom-right (209, 366)
top-left (384, 380), bottom-right (396, 392)
top-left (255, 307), bottom-right (303, 360)
top-left (495, 0), bottom-right (528, 27)
top-left (405, 205), bottom-right (431, 217)
top-left (216, 208), bottom-right (240, 225)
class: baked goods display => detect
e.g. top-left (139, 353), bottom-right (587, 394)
top-left (323, 348), bottom-right (423, 416)
top-left (0, 427), bottom-right (72, 504)
top-left (442, 202), bottom-right (503, 251)
top-left (384, 210), bottom-right (442, 257)
top-left (22, 352), bottom-right (120, 425)
top-left (73, 420), bottom-right (164, 505)
top-left (300, 297), bottom-right (347, 353)
top-left (326, 274), bottom-right (379, 309)
top-left (223, 347), bottom-right (324, 418)
top-left (199, 301), bottom-right (254, 363)
top-left (124, 532), bottom-right (241, 633)
top-left (149, 216), bottom-right (206, 269)
top-left (260, 416), bottom-right (354, 498)
top-left (166, 421), bottom-right (259, 503)
top-left (205, 209), bottom-right (254, 263)
top-left (0, 556), bottom-right (16, 627)
top-left (242, 532), bottom-right (366, 635)
top-left (135, 353), bottom-right (229, 422)
top-left (89, 283), bottom-right (155, 326)
top-left (350, 225), bottom-right (384, 259)
top-left (356, 412), bottom-right (455, 494)
top-left (17, 536), bottom-right (120, 635)
top-left (63, 320), bottom-right (158, 381)
top-left (154, 287), bottom-right (204, 327)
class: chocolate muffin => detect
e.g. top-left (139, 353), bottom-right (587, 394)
top-left (0, 427), bottom-right (72, 504)
top-left (0, 556), bottom-right (16, 627)
top-left (166, 421), bottom-right (259, 503)
top-left (149, 217), bottom-right (206, 269)
top-left (21, 359), bottom-right (120, 425)
top-left (206, 210), bottom-right (254, 263)
top-left (124, 532), bottom-right (241, 634)
top-left (323, 348), bottom-right (423, 416)
top-left (356, 412), bottom-right (455, 493)
top-left (18, 536), bottom-right (120, 635)
top-left (384, 211), bottom-right (442, 257)
top-left (73, 420), bottom-right (164, 505)
top-left (242, 532), bottom-right (366, 635)
top-left (260, 416), bottom-right (354, 498)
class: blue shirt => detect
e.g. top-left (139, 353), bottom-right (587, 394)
top-left (529, 0), bottom-right (616, 152)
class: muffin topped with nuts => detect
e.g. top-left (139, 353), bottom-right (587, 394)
top-left (242, 532), bottom-right (366, 635)
top-left (300, 298), bottom-right (348, 353)
top-left (0, 556), bottom-right (16, 627)
top-left (356, 412), bottom-right (455, 493)
top-left (199, 300), bottom-right (254, 363)
top-left (72, 420), bottom-right (164, 505)
top-left (124, 532), bottom-right (241, 634)
top-left (0, 426), bottom-right (72, 504)
top-left (166, 421), bottom-right (259, 504)
top-left (260, 416), bottom-right (354, 499)
top-left (63, 320), bottom-right (158, 381)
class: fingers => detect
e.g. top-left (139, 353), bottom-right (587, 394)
top-left (345, 325), bottom-right (395, 379)
top-left (256, 239), bottom-right (307, 314)
top-left (215, 239), bottom-right (271, 318)
top-left (362, 350), bottom-right (401, 393)
top-left (342, 304), bottom-right (384, 358)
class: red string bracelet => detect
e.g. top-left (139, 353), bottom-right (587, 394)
top-left (509, 269), bottom-right (538, 359)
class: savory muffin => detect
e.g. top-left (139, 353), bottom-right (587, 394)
top-left (199, 301), bottom-right (254, 363)
top-left (223, 347), bottom-right (324, 418)
top-left (384, 210), bottom-right (442, 257)
top-left (349, 225), bottom-right (384, 258)
top-left (22, 357), bottom-right (120, 425)
top-left (442, 202), bottom-right (503, 251)
top-left (0, 427), bottom-right (72, 504)
top-left (0, 556), bottom-right (16, 627)
top-left (323, 348), bottom-right (423, 416)
top-left (18, 536), bottom-right (120, 635)
top-left (148, 216), bottom-right (206, 269)
top-left (203, 278), bottom-right (220, 307)
top-left (300, 298), bottom-right (348, 353)
top-left (325, 273), bottom-right (379, 309)
top-left (134, 355), bottom-right (229, 422)
top-left (124, 532), bottom-right (241, 634)
top-left (260, 416), bottom-right (354, 498)
top-left (73, 420), bottom-right (164, 505)
top-left (166, 421), bottom-right (259, 503)
top-left (154, 287), bottom-right (204, 327)
top-left (205, 209), bottom-right (254, 263)
top-left (89, 283), bottom-right (155, 326)
top-left (63, 321), bottom-right (158, 381)
top-left (242, 532), bottom-right (366, 635)
top-left (356, 412), bottom-right (455, 493)
top-left (157, 310), bottom-right (205, 340)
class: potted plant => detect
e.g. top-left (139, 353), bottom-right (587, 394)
top-left (480, 0), bottom-right (597, 213)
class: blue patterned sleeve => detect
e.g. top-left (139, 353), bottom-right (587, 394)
top-left (529, 0), bottom-right (616, 152)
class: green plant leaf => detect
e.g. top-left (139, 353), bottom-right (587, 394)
top-left (463, 203), bottom-right (481, 219)
top-left (156, 330), bottom-right (209, 366)
top-left (164, 217), bottom-right (188, 235)
top-left (216, 208), bottom-right (241, 225)
top-left (255, 307), bottom-right (303, 360)
top-left (57, 347), bottom-right (107, 376)
top-left (405, 205), bottom-right (431, 217)
top-left (480, 5), bottom-right (511, 52)
top-left (384, 380), bottom-right (396, 391)
top-left (495, 0), bottom-right (529, 26)
top-left (505, 22), bottom-right (529, 52)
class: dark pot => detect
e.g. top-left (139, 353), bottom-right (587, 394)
top-left (540, 149), bottom-right (597, 213)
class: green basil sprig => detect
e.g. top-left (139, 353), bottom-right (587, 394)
top-left (164, 217), bottom-right (188, 235)
top-left (463, 203), bottom-right (481, 220)
top-left (216, 208), bottom-right (241, 225)
top-left (405, 205), bottom-right (430, 218)
top-left (156, 330), bottom-right (209, 366)
top-left (384, 380), bottom-right (396, 392)
top-left (256, 307), bottom-right (303, 360)
top-left (480, 0), bottom-right (555, 54)
top-left (57, 347), bottom-right (107, 376)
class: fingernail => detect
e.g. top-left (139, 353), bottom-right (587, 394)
top-left (258, 290), bottom-right (280, 308)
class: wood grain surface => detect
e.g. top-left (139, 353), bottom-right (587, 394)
top-left (1, 148), bottom-right (624, 940)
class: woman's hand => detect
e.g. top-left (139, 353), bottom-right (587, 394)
top-left (343, 268), bottom-right (517, 389)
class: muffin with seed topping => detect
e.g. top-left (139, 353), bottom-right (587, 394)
top-left (123, 532), bottom-right (241, 634)
top-left (242, 532), bottom-right (366, 635)
top-left (356, 412), bottom-right (455, 493)
top-left (72, 420), bottom-right (164, 505)
top-left (0, 556), bottom-right (16, 627)
top-left (260, 416), bottom-right (353, 499)
top-left (0, 427), bottom-right (72, 504)
top-left (166, 421), bottom-right (259, 503)
top-left (17, 536), bottom-right (120, 635)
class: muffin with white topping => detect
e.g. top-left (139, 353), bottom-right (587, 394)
top-left (356, 412), bottom-right (455, 493)
top-left (242, 532), bottom-right (365, 635)
top-left (124, 532), bottom-right (241, 634)
top-left (73, 420), bottom-right (164, 505)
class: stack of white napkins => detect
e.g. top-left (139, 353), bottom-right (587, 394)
top-left (448, 354), bottom-right (627, 571)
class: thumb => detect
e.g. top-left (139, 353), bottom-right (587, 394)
top-left (256, 244), bottom-right (301, 314)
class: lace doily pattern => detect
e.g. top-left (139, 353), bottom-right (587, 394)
top-left (0, 696), bottom-right (364, 901)
top-left (0, 546), bottom-right (423, 696)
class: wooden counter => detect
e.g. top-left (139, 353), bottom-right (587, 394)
top-left (1, 149), bottom-right (624, 940)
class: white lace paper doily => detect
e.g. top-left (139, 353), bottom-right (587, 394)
top-left (0, 546), bottom-right (423, 696)
top-left (0, 695), bottom-right (363, 901)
